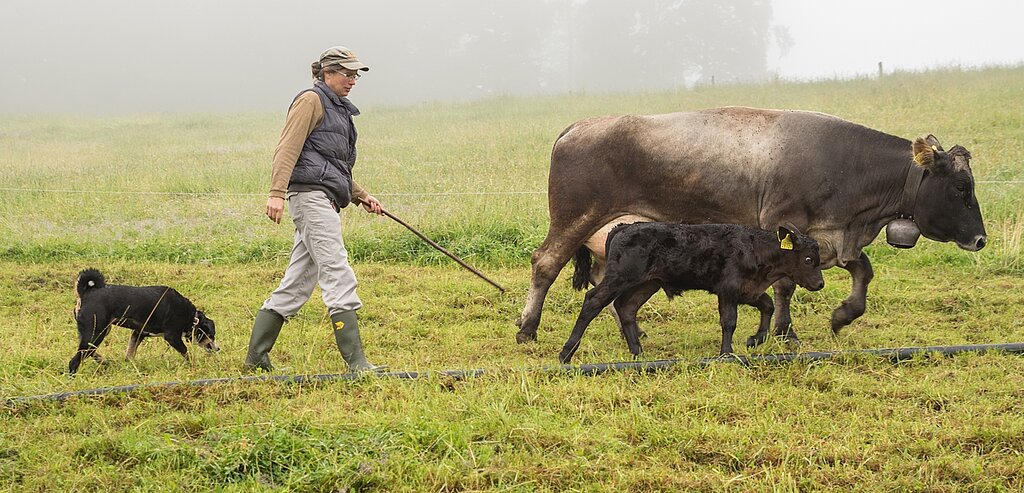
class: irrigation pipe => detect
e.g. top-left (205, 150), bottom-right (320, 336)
top-left (6, 342), bottom-right (1024, 407)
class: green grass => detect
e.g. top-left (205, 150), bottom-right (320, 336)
top-left (2, 66), bottom-right (1024, 491)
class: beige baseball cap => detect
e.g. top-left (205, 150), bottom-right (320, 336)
top-left (319, 46), bottom-right (369, 72)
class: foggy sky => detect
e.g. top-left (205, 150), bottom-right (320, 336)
top-left (1, 0), bottom-right (1021, 115)
top-left (771, 0), bottom-right (1024, 79)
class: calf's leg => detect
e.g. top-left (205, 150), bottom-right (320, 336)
top-left (612, 281), bottom-right (660, 358)
top-left (559, 281), bottom-right (630, 363)
top-left (770, 278), bottom-right (800, 345)
top-left (745, 293), bottom-right (775, 348)
top-left (717, 298), bottom-right (740, 355)
top-left (590, 258), bottom-right (649, 342)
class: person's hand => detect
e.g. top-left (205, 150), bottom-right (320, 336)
top-left (360, 195), bottom-right (385, 215)
top-left (266, 196), bottom-right (285, 224)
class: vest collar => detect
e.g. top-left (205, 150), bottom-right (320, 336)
top-left (314, 81), bottom-right (361, 116)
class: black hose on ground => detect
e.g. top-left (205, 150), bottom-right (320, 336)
top-left (7, 342), bottom-right (1024, 406)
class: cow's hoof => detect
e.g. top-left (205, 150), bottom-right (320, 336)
top-left (783, 337), bottom-right (802, 351)
top-left (746, 334), bottom-right (766, 348)
top-left (515, 331), bottom-right (537, 344)
top-left (831, 300), bottom-right (864, 331)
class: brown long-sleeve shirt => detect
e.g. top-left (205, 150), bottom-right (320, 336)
top-left (268, 91), bottom-right (370, 204)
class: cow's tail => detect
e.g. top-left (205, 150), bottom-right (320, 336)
top-left (76, 268), bottom-right (106, 297)
top-left (571, 246), bottom-right (592, 291)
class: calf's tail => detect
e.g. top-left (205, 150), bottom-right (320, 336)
top-left (76, 268), bottom-right (106, 297)
top-left (571, 246), bottom-right (592, 291)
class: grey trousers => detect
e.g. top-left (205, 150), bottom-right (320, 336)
top-left (262, 191), bottom-right (362, 318)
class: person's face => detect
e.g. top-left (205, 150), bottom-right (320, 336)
top-left (323, 68), bottom-right (360, 97)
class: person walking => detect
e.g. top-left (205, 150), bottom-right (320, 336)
top-left (245, 46), bottom-right (385, 373)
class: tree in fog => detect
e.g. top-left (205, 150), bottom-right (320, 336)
top-left (567, 0), bottom-right (781, 92)
top-left (364, 0), bottom-right (783, 101)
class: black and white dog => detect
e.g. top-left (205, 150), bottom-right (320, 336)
top-left (70, 268), bottom-right (218, 374)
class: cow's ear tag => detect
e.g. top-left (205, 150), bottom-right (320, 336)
top-left (779, 232), bottom-right (794, 250)
top-left (913, 150), bottom-right (932, 166)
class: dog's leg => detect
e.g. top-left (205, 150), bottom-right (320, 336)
top-left (164, 335), bottom-right (190, 361)
top-left (69, 315), bottom-right (111, 374)
top-left (89, 323), bottom-right (112, 363)
top-left (126, 331), bottom-right (146, 360)
top-left (69, 317), bottom-right (94, 374)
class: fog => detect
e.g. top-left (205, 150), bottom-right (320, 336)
top-left (1, 0), bottom-right (1021, 115)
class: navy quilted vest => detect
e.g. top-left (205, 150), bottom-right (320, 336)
top-left (288, 81), bottom-right (360, 209)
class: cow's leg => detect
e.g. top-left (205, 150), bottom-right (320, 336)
top-left (745, 293), bottom-right (775, 348)
top-left (831, 252), bottom-right (873, 335)
top-left (612, 281), bottom-right (660, 358)
top-left (770, 278), bottom-right (800, 345)
top-left (717, 298), bottom-right (739, 355)
top-left (558, 282), bottom-right (628, 363)
top-left (516, 241), bottom-right (581, 344)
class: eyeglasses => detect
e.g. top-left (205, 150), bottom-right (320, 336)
top-left (334, 70), bottom-right (361, 80)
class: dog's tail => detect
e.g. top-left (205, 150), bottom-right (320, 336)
top-left (76, 268), bottom-right (106, 297)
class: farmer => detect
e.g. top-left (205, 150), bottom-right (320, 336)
top-left (244, 46), bottom-right (386, 373)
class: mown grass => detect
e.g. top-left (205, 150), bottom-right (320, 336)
top-left (2, 66), bottom-right (1024, 491)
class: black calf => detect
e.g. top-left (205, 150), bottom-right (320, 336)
top-left (559, 223), bottom-right (824, 363)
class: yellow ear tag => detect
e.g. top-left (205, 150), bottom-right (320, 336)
top-left (334, 320), bottom-right (345, 331)
top-left (779, 233), bottom-right (794, 250)
top-left (931, 145), bottom-right (938, 151)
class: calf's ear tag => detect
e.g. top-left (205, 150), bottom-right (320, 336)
top-left (779, 232), bottom-right (794, 250)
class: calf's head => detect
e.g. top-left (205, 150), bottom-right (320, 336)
top-left (910, 135), bottom-right (987, 251)
top-left (777, 225), bottom-right (825, 291)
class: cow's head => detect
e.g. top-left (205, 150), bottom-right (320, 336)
top-left (777, 225), bottom-right (825, 291)
top-left (910, 135), bottom-right (987, 251)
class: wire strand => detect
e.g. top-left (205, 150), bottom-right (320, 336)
top-left (1, 181), bottom-right (1022, 197)
top-left (0, 187), bottom-right (547, 197)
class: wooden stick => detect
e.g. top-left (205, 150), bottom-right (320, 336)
top-left (382, 209), bottom-right (506, 293)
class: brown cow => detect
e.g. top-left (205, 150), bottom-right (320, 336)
top-left (559, 223), bottom-right (825, 363)
top-left (517, 107), bottom-right (986, 346)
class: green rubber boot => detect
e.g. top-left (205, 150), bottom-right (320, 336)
top-left (331, 310), bottom-right (386, 373)
top-left (244, 309), bottom-right (284, 372)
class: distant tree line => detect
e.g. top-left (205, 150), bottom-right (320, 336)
top-left (358, 0), bottom-right (788, 103)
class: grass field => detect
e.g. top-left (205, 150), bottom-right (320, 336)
top-left (2, 66), bottom-right (1024, 491)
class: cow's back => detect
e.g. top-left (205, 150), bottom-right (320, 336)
top-left (548, 106), bottom-right (910, 266)
top-left (551, 108), bottom-right (804, 225)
